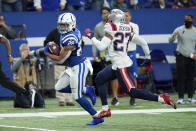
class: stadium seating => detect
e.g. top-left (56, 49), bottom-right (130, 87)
top-left (11, 24), bottom-right (27, 40)
top-left (150, 49), bottom-right (174, 93)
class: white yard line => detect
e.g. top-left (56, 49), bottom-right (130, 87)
top-left (0, 125), bottom-right (56, 131)
top-left (0, 108), bottom-right (196, 118)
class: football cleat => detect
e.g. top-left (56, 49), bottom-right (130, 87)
top-left (93, 108), bottom-right (111, 118)
top-left (111, 97), bottom-right (120, 106)
top-left (177, 98), bottom-right (185, 104)
top-left (86, 118), bottom-right (104, 125)
top-left (160, 93), bottom-right (177, 109)
top-left (186, 98), bottom-right (196, 103)
top-left (86, 86), bottom-right (96, 105)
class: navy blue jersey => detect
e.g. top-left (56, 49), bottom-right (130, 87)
top-left (60, 28), bottom-right (85, 67)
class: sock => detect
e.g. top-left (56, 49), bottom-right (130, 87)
top-left (158, 96), bottom-right (164, 103)
top-left (58, 85), bottom-right (71, 93)
top-left (129, 88), bottom-right (158, 102)
top-left (102, 105), bottom-right (109, 110)
top-left (76, 96), bottom-right (97, 116)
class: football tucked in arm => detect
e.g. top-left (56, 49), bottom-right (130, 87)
top-left (49, 42), bottom-right (61, 56)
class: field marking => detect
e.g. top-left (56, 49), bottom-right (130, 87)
top-left (0, 125), bottom-right (56, 131)
top-left (0, 108), bottom-right (196, 118)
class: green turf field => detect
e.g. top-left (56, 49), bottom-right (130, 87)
top-left (0, 93), bottom-right (196, 131)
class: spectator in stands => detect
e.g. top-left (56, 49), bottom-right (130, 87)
top-left (43, 28), bottom-right (75, 106)
top-left (2, 0), bottom-right (22, 12)
top-left (91, 0), bottom-right (104, 10)
top-left (129, 0), bottom-right (141, 9)
top-left (152, 0), bottom-right (172, 9)
top-left (0, 15), bottom-right (16, 39)
top-left (172, 0), bottom-right (196, 8)
top-left (34, 0), bottom-right (66, 12)
top-left (22, 0), bottom-right (35, 11)
top-left (0, 0), bottom-right (2, 12)
top-left (168, 14), bottom-right (196, 104)
top-left (91, 7), bottom-right (120, 106)
top-left (66, 0), bottom-right (86, 10)
top-left (111, 0), bottom-right (128, 10)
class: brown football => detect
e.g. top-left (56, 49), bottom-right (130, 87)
top-left (49, 42), bottom-right (60, 56)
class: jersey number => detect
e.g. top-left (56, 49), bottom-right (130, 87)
top-left (113, 32), bottom-right (131, 51)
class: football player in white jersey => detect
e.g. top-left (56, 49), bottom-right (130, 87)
top-left (44, 13), bottom-right (104, 125)
top-left (86, 9), bottom-right (177, 119)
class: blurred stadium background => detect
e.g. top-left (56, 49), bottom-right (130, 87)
top-left (0, 0), bottom-right (196, 130)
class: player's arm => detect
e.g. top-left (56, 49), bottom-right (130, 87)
top-left (132, 34), bottom-right (150, 59)
top-left (45, 46), bottom-right (73, 61)
top-left (91, 23), bottom-right (113, 51)
top-left (91, 33), bottom-right (112, 51)
top-left (0, 35), bottom-right (13, 63)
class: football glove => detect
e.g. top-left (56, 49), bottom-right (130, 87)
top-left (85, 28), bottom-right (94, 39)
top-left (44, 42), bottom-right (50, 54)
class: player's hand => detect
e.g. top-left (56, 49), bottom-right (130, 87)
top-left (60, 5), bottom-right (65, 10)
top-left (192, 53), bottom-right (196, 60)
top-left (85, 28), bottom-right (94, 39)
top-left (36, 8), bottom-right (42, 12)
top-left (8, 56), bottom-right (13, 64)
top-left (44, 42), bottom-right (50, 54)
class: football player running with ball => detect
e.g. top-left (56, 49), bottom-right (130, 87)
top-left (86, 9), bottom-right (177, 119)
top-left (44, 13), bottom-right (103, 125)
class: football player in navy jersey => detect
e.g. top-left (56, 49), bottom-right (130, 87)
top-left (86, 9), bottom-right (177, 119)
top-left (44, 13), bottom-right (104, 125)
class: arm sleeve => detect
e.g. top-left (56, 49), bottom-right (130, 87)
top-left (61, 34), bottom-right (78, 47)
top-left (34, 0), bottom-right (42, 9)
top-left (132, 34), bottom-right (150, 59)
top-left (11, 58), bottom-right (24, 72)
top-left (91, 36), bottom-right (111, 51)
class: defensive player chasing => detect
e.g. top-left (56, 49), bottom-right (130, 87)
top-left (86, 9), bottom-right (177, 119)
top-left (44, 13), bottom-right (103, 125)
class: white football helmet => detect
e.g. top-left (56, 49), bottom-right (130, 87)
top-left (57, 13), bottom-right (76, 34)
top-left (108, 9), bottom-right (125, 23)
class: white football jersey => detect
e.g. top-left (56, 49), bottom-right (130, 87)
top-left (104, 22), bottom-right (133, 69)
top-left (127, 22), bottom-right (139, 51)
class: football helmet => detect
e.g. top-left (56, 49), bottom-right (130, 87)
top-left (57, 13), bottom-right (76, 34)
top-left (108, 9), bottom-right (125, 24)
